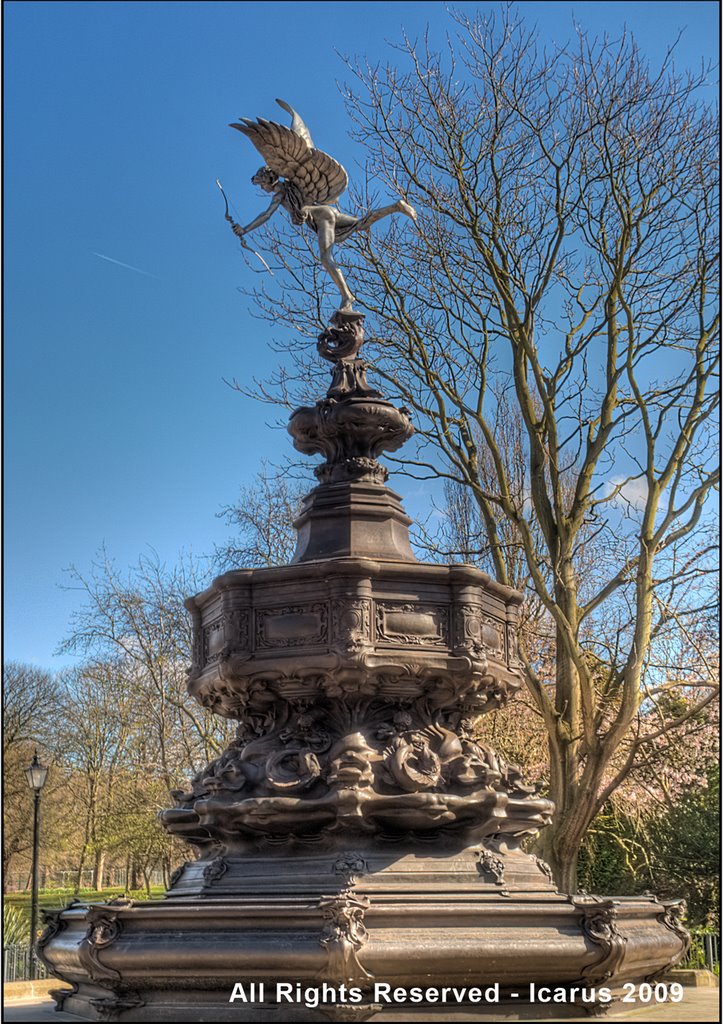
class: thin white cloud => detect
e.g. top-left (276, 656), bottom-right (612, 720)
top-left (92, 252), bottom-right (159, 279)
top-left (606, 475), bottom-right (649, 512)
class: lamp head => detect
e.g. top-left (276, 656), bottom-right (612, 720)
top-left (25, 751), bottom-right (48, 792)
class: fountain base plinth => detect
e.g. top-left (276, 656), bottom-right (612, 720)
top-left (41, 844), bottom-right (687, 1022)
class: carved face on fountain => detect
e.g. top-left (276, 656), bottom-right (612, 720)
top-left (326, 732), bottom-right (376, 789)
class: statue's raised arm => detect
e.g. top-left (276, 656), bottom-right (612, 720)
top-left (227, 98), bottom-right (416, 312)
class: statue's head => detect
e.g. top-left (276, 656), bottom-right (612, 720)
top-left (252, 166), bottom-right (279, 192)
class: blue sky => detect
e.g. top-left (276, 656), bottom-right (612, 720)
top-left (5, 1), bottom-right (719, 670)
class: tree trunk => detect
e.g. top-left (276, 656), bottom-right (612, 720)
top-left (550, 834), bottom-right (580, 894)
top-left (93, 848), bottom-right (106, 891)
top-left (539, 559), bottom-right (591, 894)
top-left (75, 847), bottom-right (88, 896)
top-left (542, 744), bottom-right (607, 894)
top-left (3, 851), bottom-right (13, 892)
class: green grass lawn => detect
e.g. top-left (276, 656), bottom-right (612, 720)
top-left (4, 887), bottom-right (165, 931)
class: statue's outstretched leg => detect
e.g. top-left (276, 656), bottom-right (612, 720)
top-left (356, 199), bottom-right (417, 232)
top-left (313, 210), bottom-right (356, 310)
top-left (322, 249), bottom-right (355, 310)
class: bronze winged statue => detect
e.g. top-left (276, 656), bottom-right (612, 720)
top-left (227, 98), bottom-right (417, 311)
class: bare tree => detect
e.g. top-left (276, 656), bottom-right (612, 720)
top-left (3, 663), bottom-right (60, 885)
top-left (60, 549), bottom-right (235, 786)
top-left (56, 662), bottom-right (135, 891)
top-left (3, 662), bottom-right (58, 753)
top-left (237, 8), bottom-right (719, 889)
top-left (215, 461), bottom-right (307, 569)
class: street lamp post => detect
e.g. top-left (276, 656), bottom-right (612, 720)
top-left (24, 751), bottom-right (48, 980)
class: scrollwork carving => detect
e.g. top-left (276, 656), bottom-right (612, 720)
top-left (202, 856), bottom-right (228, 885)
top-left (203, 618), bottom-right (225, 665)
top-left (644, 899), bottom-right (690, 982)
top-left (535, 857), bottom-right (554, 882)
top-left (659, 899), bottom-right (690, 957)
top-left (37, 908), bottom-right (65, 951)
top-left (81, 912), bottom-right (123, 981)
top-left (227, 608), bottom-right (249, 649)
top-left (506, 621), bottom-right (523, 670)
top-left (37, 908), bottom-right (80, 998)
top-left (453, 604), bottom-right (489, 658)
top-left (476, 848), bottom-right (505, 884)
top-left (169, 862), bottom-right (189, 888)
top-left (317, 890), bottom-right (373, 985)
top-left (575, 898), bottom-right (627, 984)
top-left (332, 599), bottom-right (372, 652)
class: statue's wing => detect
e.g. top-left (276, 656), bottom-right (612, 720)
top-left (230, 116), bottom-right (348, 205)
top-left (294, 146), bottom-right (348, 206)
top-left (275, 99), bottom-right (313, 149)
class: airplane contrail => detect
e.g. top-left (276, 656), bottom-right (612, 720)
top-left (92, 252), bottom-right (159, 278)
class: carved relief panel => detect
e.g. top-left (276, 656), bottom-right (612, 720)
top-left (481, 616), bottom-right (505, 657)
top-left (375, 602), bottom-right (449, 647)
top-left (256, 603), bottom-right (329, 649)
